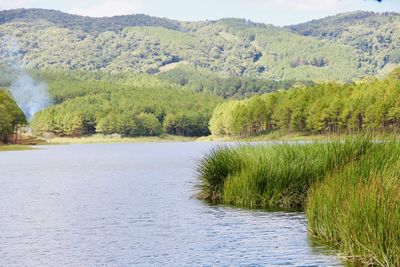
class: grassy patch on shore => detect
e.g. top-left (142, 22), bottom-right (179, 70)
top-left (45, 134), bottom-right (197, 144)
top-left (199, 132), bottom-right (400, 142)
top-left (0, 145), bottom-right (35, 151)
top-left (197, 137), bottom-right (400, 266)
top-left (198, 132), bottom-right (327, 142)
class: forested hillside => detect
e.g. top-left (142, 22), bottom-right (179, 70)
top-left (210, 68), bottom-right (400, 137)
top-left (0, 9), bottom-right (183, 32)
top-left (289, 11), bottom-right (400, 76)
top-left (26, 68), bottom-right (312, 100)
top-left (0, 9), bottom-right (399, 81)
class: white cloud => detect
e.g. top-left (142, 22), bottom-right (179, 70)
top-left (0, 0), bottom-right (30, 10)
top-left (69, 0), bottom-right (144, 17)
top-left (245, 0), bottom-right (340, 12)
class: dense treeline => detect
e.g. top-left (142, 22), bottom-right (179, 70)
top-left (158, 66), bottom-right (314, 98)
top-left (210, 75), bottom-right (400, 136)
top-left (0, 89), bottom-right (26, 143)
top-left (31, 76), bottom-right (221, 137)
top-left (28, 69), bottom-right (174, 103)
top-left (19, 68), bottom-right (307, 100)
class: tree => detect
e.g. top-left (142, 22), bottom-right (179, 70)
top-left (209, 76), bottom-right (400, 137)
top-left (0, 90), bottom-right (26, 143)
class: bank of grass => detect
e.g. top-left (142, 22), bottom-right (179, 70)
top-left (197, 137), bottom-right (400, 266)
top-left (198, 132), bottom-right (327, 142)
top-left (199, 131), bottom-right (400, 142)
top-left (0, 145), bottom-right (35, 151)
top-left (46, 134), bottom-right (197, 144)
top-left (307, 142), bottom-right (400, 266)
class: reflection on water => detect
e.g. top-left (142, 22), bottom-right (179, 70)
top-left (0, 142), bottom-right (343, 266)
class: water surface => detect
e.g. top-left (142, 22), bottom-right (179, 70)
top-left (0, 142), bottom-right (343, 266)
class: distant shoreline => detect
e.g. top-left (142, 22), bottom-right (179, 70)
top-left (0, 145), bottom-right (37, 152)
top-left (200, 132), bottom-right (400, 142)
top-left (43, 134), bottom-right (198, 145)
top-left (38, 133), bottom-right (353, 145)
top-left (3, 132), bottom-right (399, 148)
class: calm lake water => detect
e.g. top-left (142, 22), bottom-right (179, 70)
top-left (0, 142), bottom-right (343, 266)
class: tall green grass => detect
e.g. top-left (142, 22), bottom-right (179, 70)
top-left (197, 137), bottom-right (400, 266)
top-left (307, 141), bottom-right (400, 266)
top-left (197, 138), bottom-right (371, 208)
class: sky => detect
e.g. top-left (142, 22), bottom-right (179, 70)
top-left (0, 0), bottom-right (399, 26)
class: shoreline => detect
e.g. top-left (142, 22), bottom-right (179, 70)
top-left (44, 134), bottom-right (198, 145)
top-left (37, 133), bottom-right (352, 145)
top-left (0, 145), bottom-right (36, 152)
top-left (5, 132), bottom-right (399, 147)
top-left (199, 132), bottom-right (400, 142)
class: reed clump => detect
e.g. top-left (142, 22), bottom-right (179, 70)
top-left (197, 138), bottom-right (371, 208)
top-left (307, 141), bottom-right (400, 266)
top-left (197, 137), bottom-right (400, 266)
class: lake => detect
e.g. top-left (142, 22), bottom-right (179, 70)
top-left (0, 142), bottom-right (343, 266)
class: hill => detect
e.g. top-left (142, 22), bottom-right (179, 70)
top-left (0, 9), bottom-right (399, 81)
top-left (0, 8), bottom-right (182, 32)
top-left (288, 11), bottom-right (400, 76)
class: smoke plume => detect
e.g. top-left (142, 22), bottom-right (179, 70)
top-left (0, 35), bottom-right (52, 120)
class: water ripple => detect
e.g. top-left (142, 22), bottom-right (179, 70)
top-left (0, 142), bottom-right (343, 266)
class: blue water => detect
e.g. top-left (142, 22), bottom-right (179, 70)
top-left (0, 142), bottom-right (343, 266)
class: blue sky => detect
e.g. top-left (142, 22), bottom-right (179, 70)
top-left (0, 0), bottom-right (399, 26)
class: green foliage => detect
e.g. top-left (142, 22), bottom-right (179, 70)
top-left (307, 141), bottom-right (400, 266)
top-left (197, 137), bottom-right (371, 207)
top-left (0, 89), bottom-right (26, 143)
top-left (210, 77), bottom-right (400, 136)
top-left (29, 68), bottom-right (304, 101)
top-left (30, 73), bottom-right (221, 137)
top-left (0, 9), bottom-right (182, 32)
top-left (4, 68), bottom-right (308, 138)
top-left (163, 113), bottom-right (210, 136)
top-left (158, 65), bottom-right (314, 98)
top-left (1, 9), bottom-right (398, 80)
top-left (219, 18), bottom-right (362, 81)
top-left (289, 11), bottom-right (400, 76)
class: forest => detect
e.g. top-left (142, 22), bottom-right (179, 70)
top-left (0, 8), bottom-right (399, 141)
top-left (0, 89), bottom-right (26, 143)
top-left (29, 72), bottom-right (221, 137)
top-left (157, 65), bottom-right (314, 98)
top-left (0, 68), bottom-right (309, 141)
top-left (26, 67), bottom-right (311, 100)
top-left (210, 69), bottom-right (400, 137)
top-left (1, 9), bottom-right (399, 80)
top-left (1, 68), bottom-right (400, 141)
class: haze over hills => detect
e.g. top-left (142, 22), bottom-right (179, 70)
top-left (0, 8), bottom-right (399, 81)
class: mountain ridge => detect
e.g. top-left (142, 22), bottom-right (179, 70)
top-left (2, 8), bottom-right (398, 29)
top-left (0, 9), bottom-right (399, 80)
